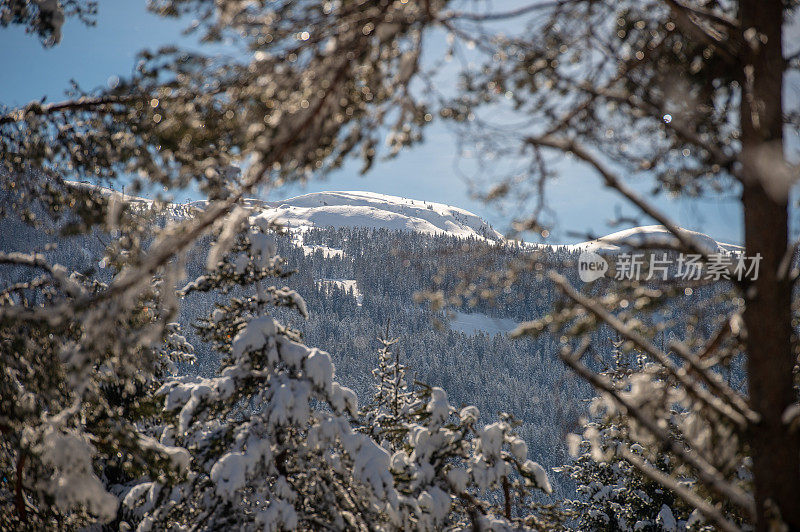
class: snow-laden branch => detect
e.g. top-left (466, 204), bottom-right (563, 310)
top-left (619, 445), bottom-right (743, 532)
top-left (545, 271), bottom-right (752, 428)
top-left (0, 251), bottom-right (85, 297)
top-left (559, 339), bottom-right (756, 519)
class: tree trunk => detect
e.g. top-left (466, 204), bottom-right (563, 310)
top-left (739, 0), bottom-right (800, 529)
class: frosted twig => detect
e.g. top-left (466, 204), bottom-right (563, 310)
top-left (668, 339), bottom-right (758, 424)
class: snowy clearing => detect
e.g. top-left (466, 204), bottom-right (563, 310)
top-left (301, 244), bottom-right (346, 259)
top-left (565, 225), bottom-right (743, 254)
top-left (316, 278), bottom-right (363, 305)
top-left (448, 311), bottom-right (519, 336)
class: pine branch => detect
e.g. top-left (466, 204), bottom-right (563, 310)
top-left (548, 271), bottom-right (751, 429)
top-left (559, 339), bottom-right (756, 519)
top-left (0, 94), bottom-right (142, 125)
top-left (619, 445), bottom-right (743, 532)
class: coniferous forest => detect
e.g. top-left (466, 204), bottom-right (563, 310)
top-left (2, 0), bottom-right (799, 530)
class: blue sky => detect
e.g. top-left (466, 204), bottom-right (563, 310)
top-left (0, 2), bottom-right (751, 244)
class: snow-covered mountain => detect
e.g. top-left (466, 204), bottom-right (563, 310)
top-left (65, 180), bottom-right (151, 203)
top-left (64, 181), bottom-right (741, 251)
top-left (567, 225), bottom-right (743, 254)
top-left (251, 191), bottom-right (741, 252)
top-left (258, 191), bottom-right (504, 240)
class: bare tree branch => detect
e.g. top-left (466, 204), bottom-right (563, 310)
top-left (575, 84), bottom-right (734, 169)
top-left (663, 0), bottom-right (737, 64)
top-left (525, 135), bottom-right (718, 260)
top-left (442, 1), bottom-right (574, 22)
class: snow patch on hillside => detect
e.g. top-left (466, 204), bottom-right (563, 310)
top-left (260, 191), bottom-right (503, 241)
top-left (302, 244), bottom-right (345, 259)
top-left (66, 180), bottom-right (150, 204)
top-left (316, 278), bottom-right (363, 305)
top-left (449, 311), bottom-right (519, 336)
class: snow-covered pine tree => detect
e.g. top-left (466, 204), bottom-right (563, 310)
top-left (560, 420), bottom-right (698, 532)
top-left (359, 325), bottom-right (416, 450)
top-left (359, 333), bottom-right (560, 530)
top-left (0, 176), bottom-right (194, 529)
top-left (123, 211), bottom-right (399, 530)
top-left (388, 386), bottom-right (559, 530)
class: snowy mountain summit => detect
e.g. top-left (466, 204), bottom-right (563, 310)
top-left (257, 191), bottom-right (740, 251)
top-left (260, 191), bottom-right (503, 240)
top-left (569, 225), bottom-right (743, 254)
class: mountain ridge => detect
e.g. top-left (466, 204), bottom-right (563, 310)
top-left (259, 190), bottom-right (504, 241)
top-left (63, 181), bottom-right (741, 251)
